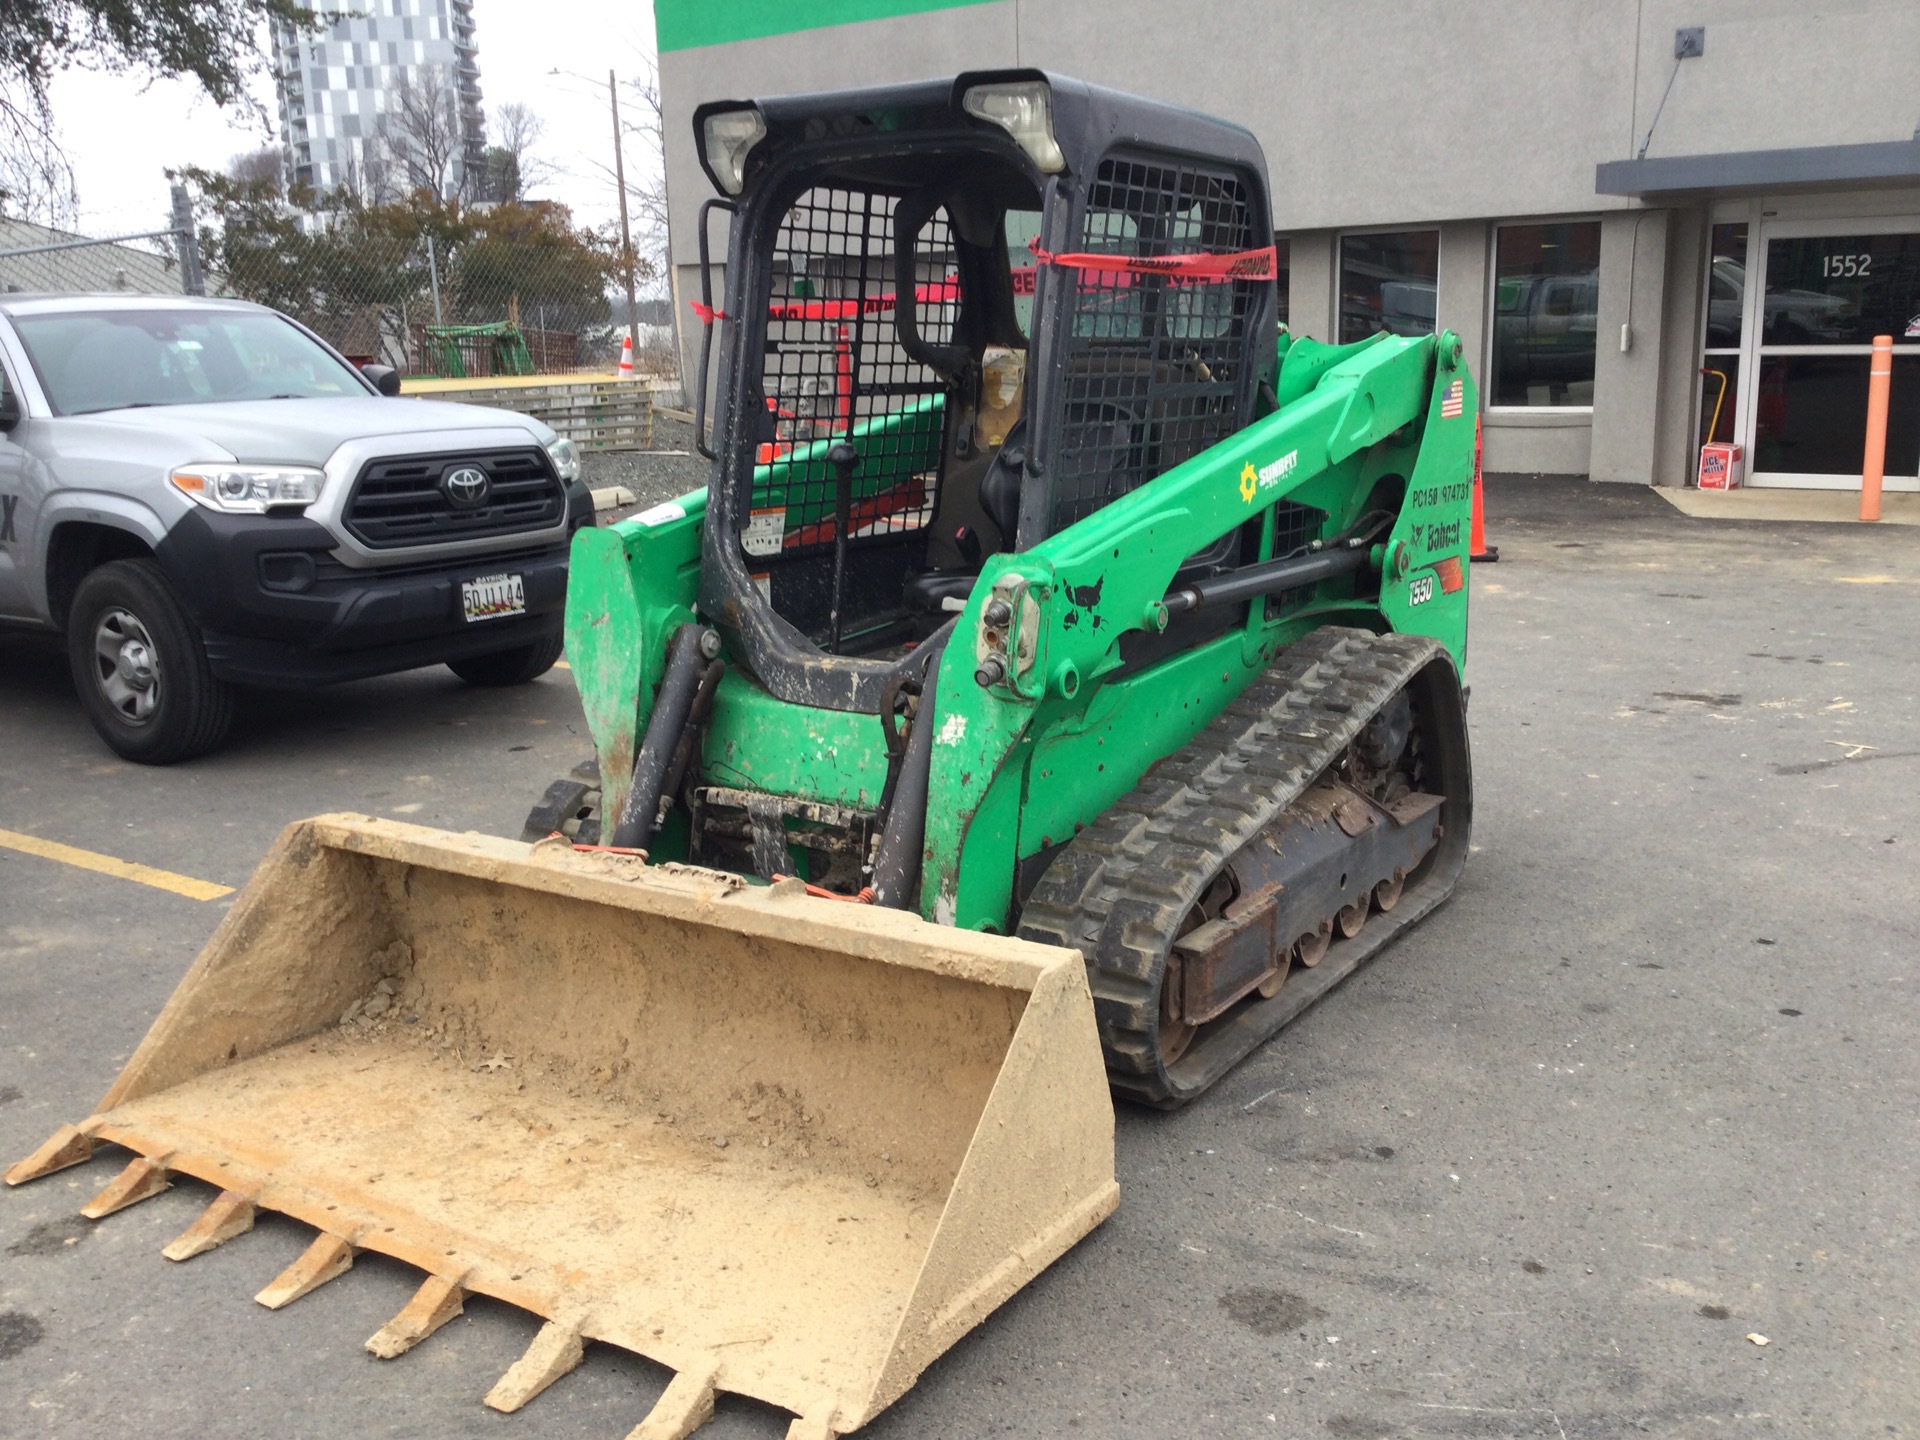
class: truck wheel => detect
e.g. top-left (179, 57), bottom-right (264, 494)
top-left (67, 559), bottom-right (234, 764)
top-left (447, 633), bottom-right (565, 687)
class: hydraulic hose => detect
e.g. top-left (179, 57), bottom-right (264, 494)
top-left (610, 622), bottom-right (713, 849)
top-left (868, 633), bottom-right (949, 909)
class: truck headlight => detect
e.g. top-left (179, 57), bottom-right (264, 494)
top-left (546, 437), bottom-right (580, 483)
top-left (169, 464), bottom-right (326, 514)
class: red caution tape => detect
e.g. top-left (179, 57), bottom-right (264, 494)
top-left (1028, 241), bottom-right (1277, 282)
top-left (692, 279), bottom-right (963, 326)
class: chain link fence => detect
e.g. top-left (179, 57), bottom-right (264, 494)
top-left (0, 185), bottom-right (203, 298)
top-left (0, 183), bottom-right (678, 385)
top-left (0, 226), bottom-right (195, 296)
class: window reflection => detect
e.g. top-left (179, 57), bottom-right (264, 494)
top-left (1338, 230), bottom-right (1438, 343)
top-left (1491, 222), bottom-right (1600, 407)
top-left (1705, 222), bottom-right (1748, 349)
top-left (1764, 234), bottom-right (1920, 346)
top-left (1753, 354), bottom-right (1920, 476)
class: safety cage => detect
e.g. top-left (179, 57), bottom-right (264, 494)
top-left (1040, 150), bottom-right (1265, 536)
top-left (690, 73), bottom-right (1283, 709)
top-left (740, 182), bottom-right (963, 648)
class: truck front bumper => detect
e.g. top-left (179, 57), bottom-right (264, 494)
top-left (154, 489), bottom-right (591, 688)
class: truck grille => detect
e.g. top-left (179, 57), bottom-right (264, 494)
top-left (344, 447), bottom-right (564, 548)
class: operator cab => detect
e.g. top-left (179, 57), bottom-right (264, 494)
top-left (691, 72), bottom-right (1279, 712)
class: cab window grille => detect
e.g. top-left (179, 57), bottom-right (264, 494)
top-left (1051, 154), bottom-right (1258, 534)
top-left (751, 186), bottom-right (956, 560)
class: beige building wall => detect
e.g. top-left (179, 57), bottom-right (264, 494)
top-left (659, 0), bottom-right (1920, 486)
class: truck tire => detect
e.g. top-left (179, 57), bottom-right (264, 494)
top-left (66, 559), bottom-right (234, 764)
top-left (447, 633), bottom-right (565, 687)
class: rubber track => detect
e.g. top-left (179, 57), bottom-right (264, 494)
top-left (1017, 626), bottom-right (1456, 1108)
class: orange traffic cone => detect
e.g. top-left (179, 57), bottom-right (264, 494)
top-left (617, 334), bottom-right (635, 376)
top-left (1469, 413), bottom-right (1497, 563)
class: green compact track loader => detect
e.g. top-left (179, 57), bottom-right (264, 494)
top-left (541, 69), bottom-right (1477, 1106)
top-left (12, 71), bottom-right (1478, 1440)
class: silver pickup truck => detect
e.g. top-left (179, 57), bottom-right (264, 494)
top-left (0, 293), bottom-right (594, 762)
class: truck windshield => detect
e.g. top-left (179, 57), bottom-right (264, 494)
top-left (13, 308), bottom-right (367, 416)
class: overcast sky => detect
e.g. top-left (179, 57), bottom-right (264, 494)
top-left (43, 0), bottom-right (659, 237)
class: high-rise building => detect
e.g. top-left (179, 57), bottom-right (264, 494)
top-left (270, 1), bottom-right (485, 201)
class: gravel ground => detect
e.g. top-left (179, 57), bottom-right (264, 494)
top-left (579, 411), bottom-right (708, 519)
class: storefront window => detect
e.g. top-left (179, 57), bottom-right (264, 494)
top-left (1700, 222), bottom-right (1747, 445)
top-left (1763, 233), bottom-right (1920, 346)
top-left (1699, 356), bottom-right (1740, 445)
top-left (1705, 222), bottom-right (1748, 349)
top-left (1747, 229), bottom-right (1920, 482)
top-left (1339, 231), bottom-right (1437, 343)
top-left (1752, 354), bottom-right (1920, 477)
top-left (1490, 221), bottom-right (1600, 407)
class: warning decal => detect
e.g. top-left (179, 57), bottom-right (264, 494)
top-left (742, 507), bottom-right (787, 558)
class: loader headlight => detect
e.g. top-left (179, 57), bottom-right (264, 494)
top-left (962, 80), bottom-right (1065, 173)
top-left (169, 463), bottom-right (326, 514)
top-left (545, 436), bottom-right (580, 483)
top-left (702, 107), bottom-right (767, 196)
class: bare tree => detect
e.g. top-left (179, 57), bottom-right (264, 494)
top-left (0, 0), bottom-right (313, 226)
top-left (383, 66), bottom-right (463, 199)
top-left (227, 146), bottom-right (285, 193)
top-left (331, 135), bottom-right (402, 208)
top-left (618, 60), bottom-right (669, 298)
top-left (0, 80), bottom-right (77, 223)
top-left (483, 101), bottom-right (557, 202)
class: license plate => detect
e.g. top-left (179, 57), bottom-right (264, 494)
top-left (462, 572), bottom-right (526, 622)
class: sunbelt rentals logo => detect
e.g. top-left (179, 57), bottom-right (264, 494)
top-left (1240, 449), bottom-right (1300, 503)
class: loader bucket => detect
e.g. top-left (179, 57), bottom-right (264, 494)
top-left (7, 816), bottom-right (1117, 1437)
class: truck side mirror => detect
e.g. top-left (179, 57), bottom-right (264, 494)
top-left (360, 364), bottom-right (402, 397)
top-left (0, 387), bottom-right (20, 432)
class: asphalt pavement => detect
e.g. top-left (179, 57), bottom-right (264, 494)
top-left (1, 476), bottom-right (1915, 1438)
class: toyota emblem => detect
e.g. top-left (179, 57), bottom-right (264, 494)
top-left (442, 465), bottom-right (491, 508)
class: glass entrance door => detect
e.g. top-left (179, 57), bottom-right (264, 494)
top-left (1740, 222), bottom-right (1920, 490)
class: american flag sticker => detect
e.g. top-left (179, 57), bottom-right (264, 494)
top-left (1440, 378), bottom-right (1465, 419)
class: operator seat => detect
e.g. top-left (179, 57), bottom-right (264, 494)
top-left (902, 418), bottom-right (1028, 613)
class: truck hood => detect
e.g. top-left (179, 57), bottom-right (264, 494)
top-left (62, 396), bottom-right (555, 467)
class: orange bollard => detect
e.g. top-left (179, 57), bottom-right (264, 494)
top-left (1861, 334), bottom-right (1892, 522)
top-left (1469, 412), bottom-right (1497, 562)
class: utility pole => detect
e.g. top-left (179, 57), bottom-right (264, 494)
top-left (610, 69), bottom-right (640, 361)
top-left (170, 182), bottom-right (205, 296)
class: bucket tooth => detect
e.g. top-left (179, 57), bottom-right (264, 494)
top-left (784, 1417), bottom-right (837, 1440)
top-left (79, 1155), bottom-right (171, 1218)
top-left (255, 1232), bottom-right (356, 1309)
top-left (484, 1319), bottom-right (585, 1413)
top-left (626, 1361), bottom-right (719, 1440)
top-left (5, 1123), bottom-right (99, 1186)
top-left (366, 1274), bottom-right (467, 1359)
top-left (162, 1190), bottom-right (256, 1261)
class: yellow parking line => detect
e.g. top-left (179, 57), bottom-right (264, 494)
top-left (554, 659), bottom-right (571, 670)
top-left (0, 828), bottom-right (234, 901)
